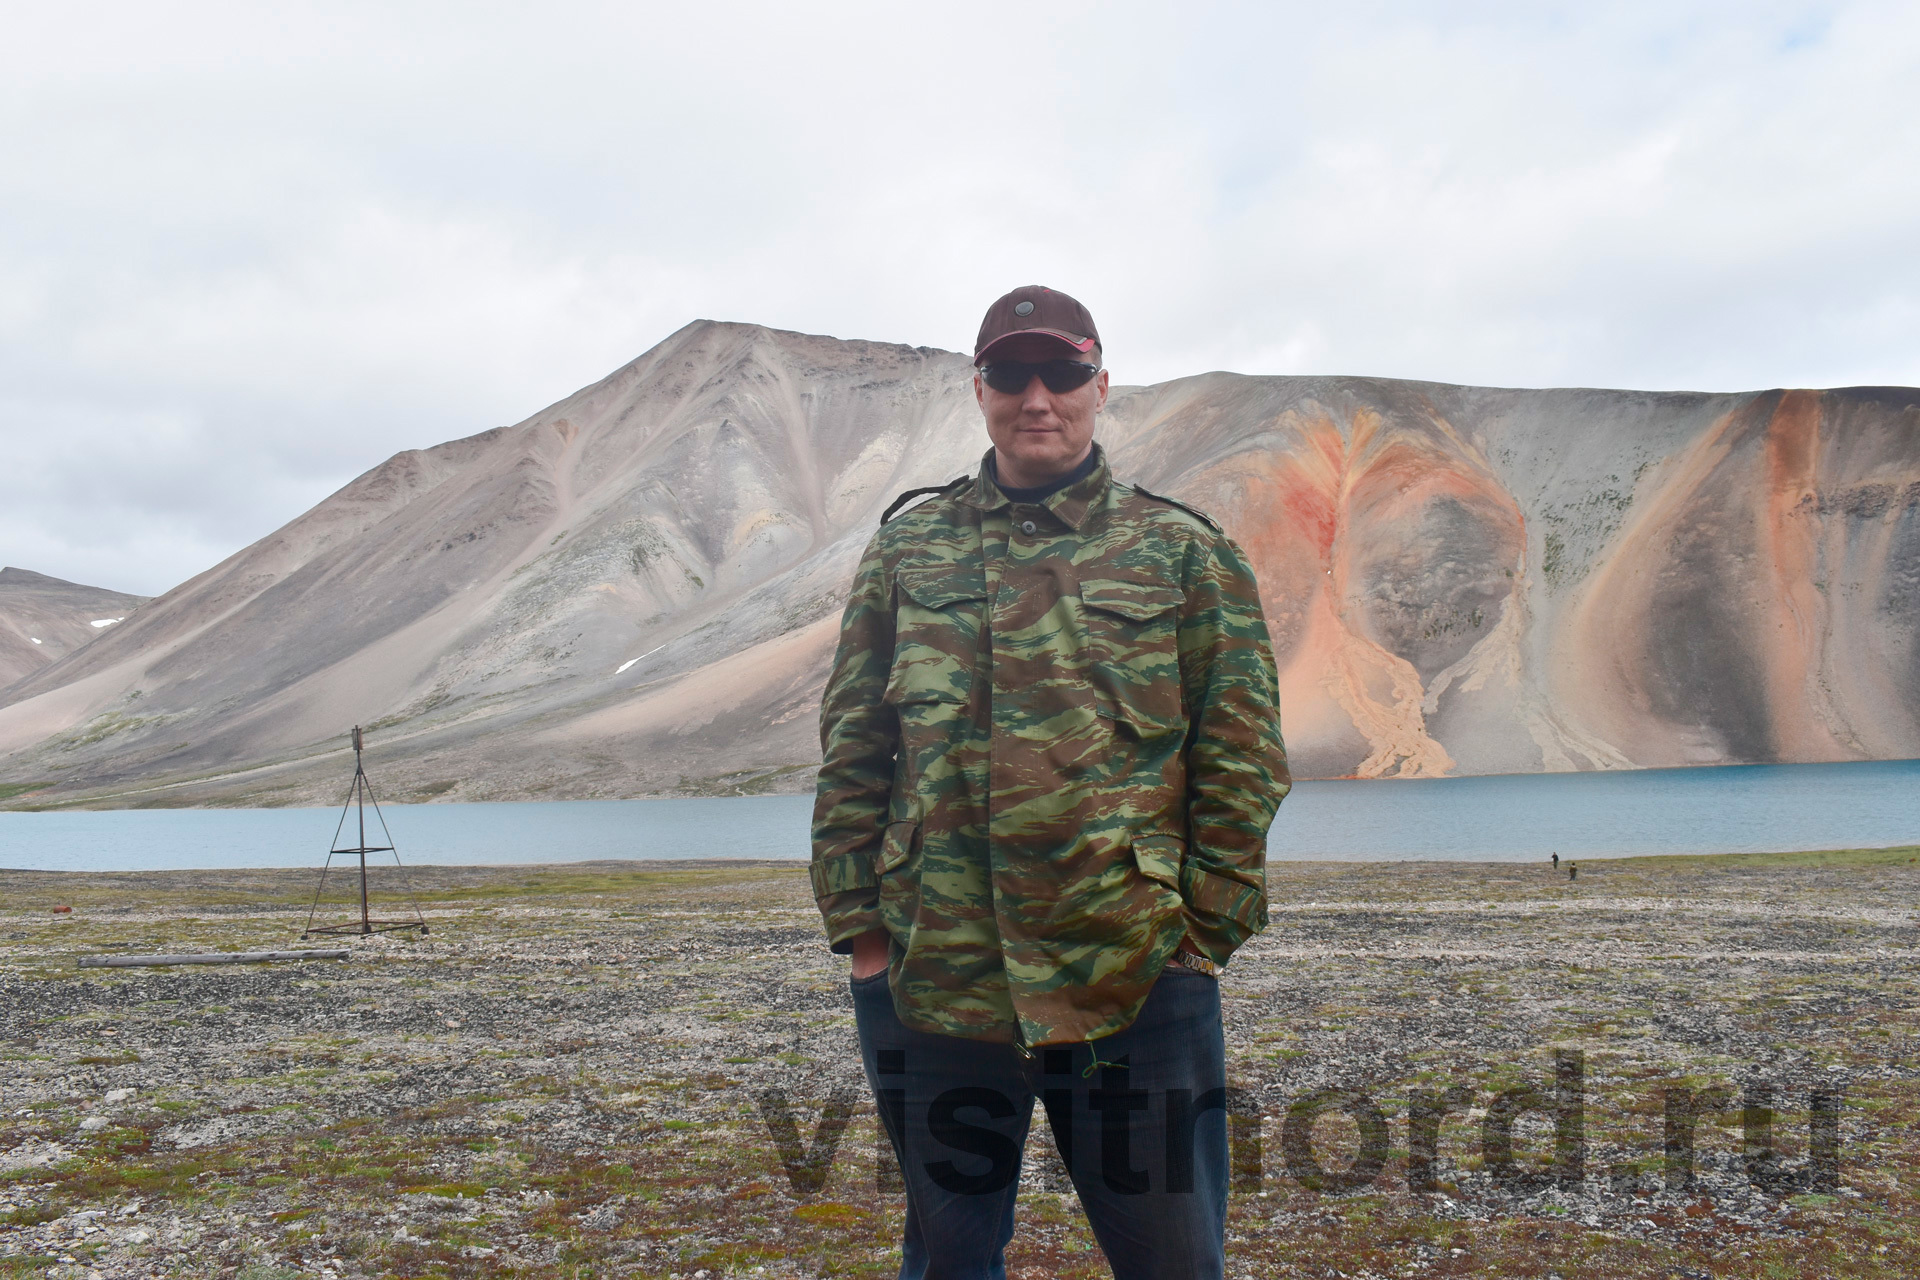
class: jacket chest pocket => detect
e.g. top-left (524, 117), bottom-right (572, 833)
top-left (1079, 578), bottom-right (1184, 737)
top-left (887, 565), bottom-right (987, 800)
top-left (887, 565), bottom-right (988, 706)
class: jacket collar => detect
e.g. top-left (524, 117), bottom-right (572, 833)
top-left (963, 442), bottom-right (1111, 532)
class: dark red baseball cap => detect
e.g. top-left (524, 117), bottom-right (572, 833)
top-left (973, 285), bottom-right (1100, 364)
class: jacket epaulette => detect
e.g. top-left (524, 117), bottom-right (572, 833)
top-left (881, 476), bottom-right (971, 524)
top-left (1129, 482), bottom-right (1222, 532)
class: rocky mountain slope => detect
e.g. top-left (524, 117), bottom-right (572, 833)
top-left (0, 321), bottom-right (1914, 808)
top-left (0, 568), bottom-right (148, 690)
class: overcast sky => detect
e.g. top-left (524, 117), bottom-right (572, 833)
top-left (4, 1), bottom-right (1916, 596)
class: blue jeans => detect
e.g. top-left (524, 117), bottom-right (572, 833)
top-left (851, 964), bottom-right (1228, 1280)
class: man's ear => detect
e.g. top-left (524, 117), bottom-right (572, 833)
top-left (1094, 369), bottom-right (1109, 412)
top-left (973, 371), bottom-right (985, 411)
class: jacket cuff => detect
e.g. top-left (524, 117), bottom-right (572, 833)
top-left (811, 849), bottom-right (878, 898)
top-left (820, 893), bottom-right (883, 954)
top-left (1180, 864), bottom-right (1268, 964)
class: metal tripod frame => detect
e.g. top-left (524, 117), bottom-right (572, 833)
top-left (302, 726), bottom-right (429, 938)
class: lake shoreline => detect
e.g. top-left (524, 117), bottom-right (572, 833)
top-left (3, 758), bottom-right (1917, 872)
top-left (4, 843), bottom-right (1920, 885)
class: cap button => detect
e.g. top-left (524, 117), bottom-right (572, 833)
top-left (1020, 520), bottom-right (1037, 535)
top-left (1013, 301), bottom-right (1035, 317)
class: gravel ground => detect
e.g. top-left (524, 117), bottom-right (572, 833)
top-left (2, 849), bottom-right (1917, 1279)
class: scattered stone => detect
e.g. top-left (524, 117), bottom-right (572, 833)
top-left (1, 854), bottom-right (1913, 1278)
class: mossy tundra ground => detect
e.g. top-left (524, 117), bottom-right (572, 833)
top-left (2, 850), bottom-right (1917, 1279)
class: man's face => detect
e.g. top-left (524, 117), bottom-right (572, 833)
top-left (973, 334), bottom-right (1109, 490)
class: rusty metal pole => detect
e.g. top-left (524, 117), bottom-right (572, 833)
top-left (355, 726), bottom-right (371, 935)
top-left (302, 723), bottom-right (427, 939)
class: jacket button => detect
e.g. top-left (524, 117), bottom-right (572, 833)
top-left (1020, 520), bottom-right (1037, 535)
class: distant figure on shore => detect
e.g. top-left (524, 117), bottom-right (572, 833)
top-left (1551, 852), bottom-right (1559, 869)
top-left (1568, 862), bottom-right (1578, 881)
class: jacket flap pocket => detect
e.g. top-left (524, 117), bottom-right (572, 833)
top-left (1081, 578), bottom-right (1180, 622)
top-left (1131, 834), bottom-right (1184, 890)
top-left (898, 565), bottom-right (987, 610)
top-left (877, 820), bottom-right (919, 875)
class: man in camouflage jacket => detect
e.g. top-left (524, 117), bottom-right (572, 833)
top-left (811, 286), bottom-right (1289, 1280)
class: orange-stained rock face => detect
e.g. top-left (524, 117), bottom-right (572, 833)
top-left (1109, 385), bottom-right (1528, 778)
top-left (0, 324), bottom-right (1915, 806)
top-left (1101, 374), bottom-right (1915, 781)
top-left (1562, 387), bottom-right (1920, 769)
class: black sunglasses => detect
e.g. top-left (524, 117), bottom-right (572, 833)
top-left (978, 359), bottom-right (1103, 395)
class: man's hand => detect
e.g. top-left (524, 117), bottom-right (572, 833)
top-left (850, 929), bottom-right (890, 979)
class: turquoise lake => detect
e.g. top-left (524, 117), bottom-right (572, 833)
top-left (0, 759), bottom-right (1914, 873)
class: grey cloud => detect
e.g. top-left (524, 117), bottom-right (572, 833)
top-left (1, 0), bottom-right (1916, 594)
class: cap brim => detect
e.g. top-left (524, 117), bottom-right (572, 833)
top-left (974, 329), bottom-right (1098, 363)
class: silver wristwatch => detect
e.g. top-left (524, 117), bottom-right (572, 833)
top-left (1171, 949), bottom-right (1221, 977)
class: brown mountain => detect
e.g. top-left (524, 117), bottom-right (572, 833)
top-left (0, 568), bottom-right (149, 690)
top-left (0, 321), bottom-right (1914, 808)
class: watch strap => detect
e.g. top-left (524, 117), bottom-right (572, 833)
top-left (1171, 949), bottom-right (1221, 977)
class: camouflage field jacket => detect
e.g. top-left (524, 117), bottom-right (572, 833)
top-left (810, 445), bottom-right (1290, 1046)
